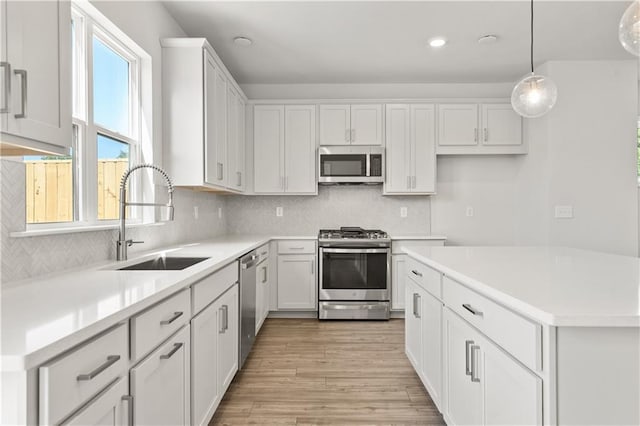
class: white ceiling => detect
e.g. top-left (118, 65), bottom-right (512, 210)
top-left (162, 1), bottom-right (633, 84)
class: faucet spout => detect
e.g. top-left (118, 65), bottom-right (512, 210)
top-left (117, 164), bottom-right (175, 261)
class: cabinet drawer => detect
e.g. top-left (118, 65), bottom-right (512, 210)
top-left (257, 243), bottom-right (270, 258)
top-left (278, 240), bottom-right (316, 254)
top-left (192, 261), bottom-right (238, 315)
top-left (131, 288), bottom-right (191, 362)
top-left (443, 276), bottom-right (541, 371)
top-left (406, 257), bottom-right (442, 299)
top-left (39, 323), bottom-right (128, 425)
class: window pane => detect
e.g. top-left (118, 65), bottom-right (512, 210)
top-left (93, 36), bottom-right (130, 135)
top-left (24, 151), bottom-right (75, 224)
top-left (97, 134), bottom-right (130, 220)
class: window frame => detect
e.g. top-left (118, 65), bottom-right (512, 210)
top-left (25, 1), bottom-right (151, 230)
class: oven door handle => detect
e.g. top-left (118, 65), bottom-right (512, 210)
top-left (321, 248), bottom-right (389, 254)
top-left (322, 304), bottom-right (388, 310)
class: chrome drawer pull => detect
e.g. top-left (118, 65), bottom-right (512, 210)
top-left (289, 246), bottom-right (305, 250)
top-left (77, 355), bottom-right (121, 381)
top-left (465, 340), bottom-right (474, 376)
top-left (160, 343), bottom-right (183, 360)
top-left (14, 69), bottom-right (27, 119)
top-left (462, 303), bottom-right (483, 316)
top-left (411, 269), bottom-right (423, 277)
top-left (470, 345), bottom-right (481, 382)
top-left (121, 395), bottom-right (134, 426)
top-left (160, 311), bottom-right (183, 325)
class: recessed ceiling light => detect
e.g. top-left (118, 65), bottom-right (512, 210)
top-left (478, 35), bottom-right (498, 44)
top-left (428, 37), bottom-right (447, 48)
top-left (233, 36), bottom-right (252, 46)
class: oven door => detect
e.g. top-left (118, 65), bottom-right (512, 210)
top-left (319, 247), bottom-right (390, 301)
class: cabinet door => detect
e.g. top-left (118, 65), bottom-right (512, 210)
top-left (443, 309), bottom-right (482, 426)
top-left (384, 104), bottom-right (411, 194)
top-left (277, 255), bottom-right (316, 309)
top-left (481, 104), bottom-right (523, 147)
top-left (213, 66), bottom-right (228, 186)
top-left (3, 0), bottom-right (71, 150)
top-left (351, 104), bottom-right (383, 145)
top-left (421, 289), bottom-right (442, 408)
top-left (254, 105), bottom-right (285, 193)
top-left (131, 326), bottom-right (190, 426)
top-left (319, 104), bottom-right (350, 145)
top-left (404, 279), bottom-right (422, 372)
top-left (284, 105), bottom-right (316, 193)
top-left (437, 104), bottom-right (479, 147)
top-left (391, 254), bottom-right (406, 310)
top-left (226, 86), bottom-right (239, 190)
top-left (204, 52), bottom-right (220, 185)
top-left (256, 261), bottom-right (269, 333)
top-left (191, 303), bottom-right (220, 426)
top-left (236, 98), bottom-right (246, 191)
top-left (483, 333), bottom-right (542, 425)
top-left (411, 104), bottom-right (436, 193)
top-left (64, 376), bottom-right (129, 426)
top-left (217, 285), bottom-right (239, 395)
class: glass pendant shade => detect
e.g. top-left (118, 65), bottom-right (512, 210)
top-left (511, 73), bottom-right (558, 118)
top-left (619, 0), bottom-right (640, 56)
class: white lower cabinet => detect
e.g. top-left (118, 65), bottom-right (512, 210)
top-left (130, 325), bottom-right (191, 426)
top-left (392, 255), bottom-right (406, 310)
top-left (255, 245), bottom-right (270, 333)
top-left (277, 254), bottom-right (317, 310)
top-left (191, 283), bottom-right (239, 426)
top-left (63, 376), bottom-right (130, 426)
top-left (443, 308), bottom-right (542, 426)
top-left (405, 277), bottom-right (442, 409)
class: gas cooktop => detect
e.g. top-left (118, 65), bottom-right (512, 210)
top-left (318, 227), bottom-right (389, 241)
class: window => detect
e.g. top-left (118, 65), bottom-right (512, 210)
top-left (25, 2), bottom-right (149, 227)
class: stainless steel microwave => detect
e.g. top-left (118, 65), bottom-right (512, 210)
top-left (318, 146), bottom-right (385, 184)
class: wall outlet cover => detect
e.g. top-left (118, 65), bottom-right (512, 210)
top-left (276, 206), bottom-right (283, 217)
top-left (400, 207), bottom-right (408, 218)
top-left (466, 206), bottom-right (474, 217)
top-left (555, 205), bottom-right (574, 219)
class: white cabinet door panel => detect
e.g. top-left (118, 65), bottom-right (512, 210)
top-left (404, 279), bottom-right (422, 372)
top-left (213, 66), bottom-right (227, 186)
top-left (254, 105), bottom-right (284, 193)
top-left (284, 105), bottom-right (316, 193)
top-left (319, 104), bottom-right (350, 145)
top-left (392, 255), bottom-right (406, 310)
top-left (217, 285), bottom-right (239, 394)
top-left (481, 104), bottom-right (523, 147)
top-left (277, 255), bottom-right (316, 310)
top-left (351, 104), bottom-right (382, 145)
top-left (411, 104), bottom-right (436, 193)
top-left (227, 87), bottom-right (238, 189)
top-left (204, 52), bottom-right (218, 185)
top-left (63, 377), bottom-right (129, 426)
top-left (384, 104), bottom-right (410, 193)
top-left (438, 104), bottom-right (478, 147)
top-left (191, 303), bottom-right (220, 426)
top-left (421, 289), bottom-right (442, 407)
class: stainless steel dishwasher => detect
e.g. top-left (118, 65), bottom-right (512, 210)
top-left (239, 250), bottom-right (258, 369)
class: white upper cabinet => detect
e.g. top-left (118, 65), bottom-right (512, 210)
top-left (384, 104), bottom-right (436, 195)
top-left (0, 0), bottom-right (72, 156)
top-left (437, 103), bottom-right (525, 155)
top-left (162, 38), bottom-right (246, 192)
top-left (253, 104), bottom-right (317, 194)
top-left (319, 104), bottom-right (382, 146)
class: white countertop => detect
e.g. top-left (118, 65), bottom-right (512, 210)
top-left (389, 235), bottom-right (447, 241)
top-left (1, 235), bottom-right (302, 371)
top-left (403, 246), bottom-right (640, 327)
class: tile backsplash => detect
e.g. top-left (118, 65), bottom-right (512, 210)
top-left (225, 185), bottom-right (431, 236)
top-left (1, 160), bottom-right (227, 283)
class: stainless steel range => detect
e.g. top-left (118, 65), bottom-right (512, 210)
top-left (318, 227), bottom-right (391, 320)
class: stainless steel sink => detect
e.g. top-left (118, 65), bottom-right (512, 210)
top-left (118, 256), bottom-right (210, 271)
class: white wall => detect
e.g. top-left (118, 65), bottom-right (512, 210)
top-left (515, 60), bottom-right (638, 256)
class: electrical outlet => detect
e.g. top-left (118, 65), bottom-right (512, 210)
top-left (193, 206), bottom-right (199, 220)
top-left (466, 206), bottom-right (474, 217)
top-left (555, 205), bottom-right (574, 219)
top-left (276, 206), bottom-right (283, 217)
top-left (400, 207), bottom-right (407, 218)
top-left (218, 207), bottom-right (222, 219)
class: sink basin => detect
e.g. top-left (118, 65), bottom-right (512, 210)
top-left (118, 257), bottom-right (210, 271)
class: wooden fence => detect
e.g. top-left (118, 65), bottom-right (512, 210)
top-left (25, 159), bottom-right (129, 223)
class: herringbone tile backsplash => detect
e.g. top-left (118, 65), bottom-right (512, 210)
top-left (1, 160), bottom-right (228, 284)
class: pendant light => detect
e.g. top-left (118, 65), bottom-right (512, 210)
top-left (511, 0), bottom-right (558, 118)
top-left (619, 0), bottom-right (640, 56)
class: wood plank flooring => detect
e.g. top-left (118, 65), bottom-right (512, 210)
top-left (211, 318), bottom-right (445, 425)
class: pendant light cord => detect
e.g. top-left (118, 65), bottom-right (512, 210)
top-left (530, 0), bottom-right (534, 73)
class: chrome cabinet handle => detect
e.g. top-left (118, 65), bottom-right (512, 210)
top-left (160, 311), bottom-right (183, 325)
top-left (77, 355), bottom-right (121, 381)
top-left (474, 128), bottom-right (478, 142)
top-left (14, 69), bottom-right (27, 119)
top-left (219, 306), bottom-right (225, 333)
top-left (462, 303), bottom-right (483, 316)
top-left (217, 162), bottom-right (223, 180)
top-left (345, 129), bottom-right (350, 142)
top-left (484, 128), bottom-right (488, 141)
top-left (237, 171), bottom-right (242, 187)
top-left (311, 260), bottom-right (314, 275)
top-left (465, 340), bottom-right (474, 376)
top-left (224, 305), bottom-right (229, 331)
top-left (470, 345), bottom-right (481, 382)
top-left (289, 246), bottom-right (305, 250)
top-left (262, 266), bottom-right (267, 283)
top-left (0, 62), bottom-right (10, 113)
top-left (411, 269), bottom-right (423, 277)
top-left (160, 342), bottom-right (183, 360)
top-left (412, 293), bottom-right (420, 318)
top-left (121, 395), bottom-right (134, 426)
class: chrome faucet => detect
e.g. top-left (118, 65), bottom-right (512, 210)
top-left (117, 164), bottom-right (175, 261)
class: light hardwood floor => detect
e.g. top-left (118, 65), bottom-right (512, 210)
top-left (211, 318), bottom-right (445, 425)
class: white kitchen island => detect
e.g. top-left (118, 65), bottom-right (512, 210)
top-left (402, 246), bottom-right (640, 426)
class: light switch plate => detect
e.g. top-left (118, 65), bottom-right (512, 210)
top-left (193, 206), bottom-right (199, 220)
top-left (276, 206), bottom-right (283, 217)
top-left (555, 205), bottom-right (574, 219)
top-left (466, 206), bottom-right (474, 217)
top-left (400, 207), bottom-right (407, 218)
top-left (218, 207), bottom-right (222, 219)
